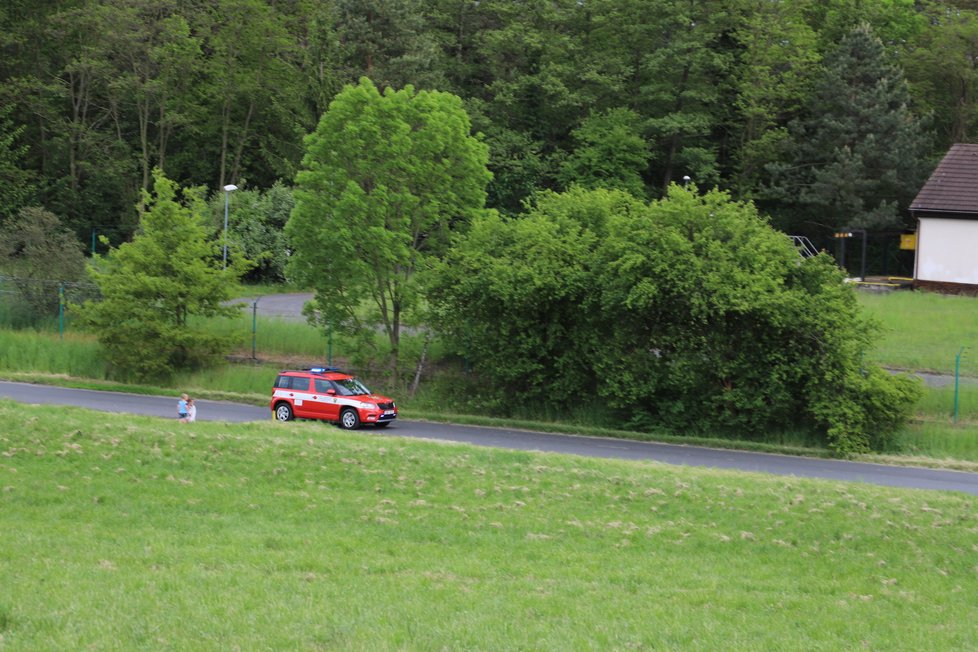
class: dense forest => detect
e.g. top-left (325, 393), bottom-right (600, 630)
top-left (1, 0), bottom-right (976, 269)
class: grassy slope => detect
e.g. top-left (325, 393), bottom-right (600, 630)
top-left (2, 401), bottom-right (977, 650)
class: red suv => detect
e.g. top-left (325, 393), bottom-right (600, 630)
top-left (270, 367), bottom-right (398, 429)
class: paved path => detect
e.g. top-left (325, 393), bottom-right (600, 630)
top-left (229, 292), bottom-right (313, 321)
top-left (2, 381), bottom-right (977, 496)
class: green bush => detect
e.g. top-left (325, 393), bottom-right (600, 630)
top-left (431, 184), bottom-right (920, 453)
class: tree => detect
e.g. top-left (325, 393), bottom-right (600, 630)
top-left (430, 184), bottom-right (920, 453)
top-left (95, 0), bottom-right (203, 194)
top-left (590, 184), bottom-right (920, 453)
top-left (200, 0), bottom-right (306, 189)
top-left (428, 187), bottom-right (635, 407)
top-left (77, 169), bottom-right (247, 381)
top-left (766, 23), bottom-right (931, 233)
top-left (213, 181), bottom-right (294, 284)
top-left (287, 78), bottom-right (490, 380)
top-left (558, 108), bottom-right (649, 197)
top-left (0, 104), bottom-right (35, 222)
top-left (903, 2), bottom-right (978, 148)
top-left (729, 0), bottom-right (820, 196)
top-left (638, 0), bottom-right (736, 191)
top-left (0, 206), bottom-right (86, 325)
top-left (333, 0), bottom-right (447, 91)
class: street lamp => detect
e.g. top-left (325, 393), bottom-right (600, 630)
top-left (222, 184), bottom-right (237, 269)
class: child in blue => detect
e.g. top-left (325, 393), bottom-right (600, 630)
top-left (177, 393), bottom-right (189, 420)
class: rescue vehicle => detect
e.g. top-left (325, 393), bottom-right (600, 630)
top-left (270, 367), bottom-right (397, 429)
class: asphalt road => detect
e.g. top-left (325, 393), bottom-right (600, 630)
top-left (3, 380), bottom-right (978, 496)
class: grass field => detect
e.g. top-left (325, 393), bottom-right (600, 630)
top-left (858, 290), bottom-right (978, 376)
top-left (1, 401), bottom-right (977, 650)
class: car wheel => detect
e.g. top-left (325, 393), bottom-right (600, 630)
top-left (339, 408), bottom-right (361, 430)
top-left (274, 403), bottom-right (294, 421)
top-left (374, 422), bottom-right (390, 429)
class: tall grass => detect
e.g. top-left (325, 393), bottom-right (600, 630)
top-left (0, 331), bottom-right (105, 377)
top-left (2, 402), bottom-right (977, 650)
top-left (915, 383), bottom-right (978, 422)
top-left (895, 420), bottom-right (978, 461)
top-left (196, 312), bottom-right (333, 359)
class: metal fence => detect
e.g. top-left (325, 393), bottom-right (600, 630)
top-left (0, 275), bottom-right (100, 333)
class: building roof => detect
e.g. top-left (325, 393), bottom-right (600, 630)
top-left (911, 143), bottom-right (978, 216)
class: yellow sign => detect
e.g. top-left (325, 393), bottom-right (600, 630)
top-left (900, 233), bottom-right (916, 250)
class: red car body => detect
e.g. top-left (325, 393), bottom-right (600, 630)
top-left (270, 368), bottom-right (397, 429)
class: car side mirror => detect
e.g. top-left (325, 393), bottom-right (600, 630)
top-left (326, 389), bottom-right (337, 395)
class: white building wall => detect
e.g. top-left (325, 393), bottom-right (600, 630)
top-left (916, 218), bottom-right (978, 285)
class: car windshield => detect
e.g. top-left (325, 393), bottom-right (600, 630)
top-left (333, 377), bottom-right (371, 396)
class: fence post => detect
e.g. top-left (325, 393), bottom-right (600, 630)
top-left (327, 323), bottom-right (333, 367)
top-left (252, 298), bottom-right (260, 360)
top-left (59, 283), bottom-right (65, 339)
top-left (953, 347), bottom-right (966, 424)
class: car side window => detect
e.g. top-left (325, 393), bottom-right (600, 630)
top-left (274, 375), bottom-right (291, 389)
top-left (314, 379), bottom-right (332, 393)
top-left (291, 377), bottom-right (310, 391)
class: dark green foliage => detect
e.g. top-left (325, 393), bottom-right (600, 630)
top-left (0, 206), bottom-right (86, 325)
top-left (1, 0), bottom-right (976, 247)
top-left (431, 185), bottom-right (921, 453)
top-left (0, 104), bottom-right (35, 223)
top-left (904, 2), bottom-right (978, 145)
top-left (559, 108), bottom-right (648, 198)
top-left (766, 24), bottom-right (931, 233)
top-left (76, 170), bottom-right (247, 382)
top-left (213, 182), bottom-right (293, 284)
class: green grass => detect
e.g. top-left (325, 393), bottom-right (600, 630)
top-left (1, 402), bottom-right (977, 650)
top-left (197, 311), bottom-right (334, 359)
top-left (915, 384), bottom-right (978, 422)
top-left (859, 290), bottom-right (978, 376)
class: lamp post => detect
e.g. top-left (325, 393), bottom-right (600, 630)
top-left (222, 184), bottom-right (237, 269)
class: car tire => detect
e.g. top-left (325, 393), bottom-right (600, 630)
top-left (339, 408), bottom-right (360, 430)
top-left (274, 403), bottom-right (294, 421)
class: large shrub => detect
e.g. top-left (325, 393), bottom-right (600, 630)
top-left (431, 184), bottom-right (921, 453)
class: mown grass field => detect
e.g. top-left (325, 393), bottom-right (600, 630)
top-left (1, 401), bottom-right (977, 650)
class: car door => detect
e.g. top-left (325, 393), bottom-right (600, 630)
top-left (284, 376), bottom-right (314, 418)
top-left (312, 378), bottom-right (341, 422)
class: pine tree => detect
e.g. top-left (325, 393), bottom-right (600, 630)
top-left (767, 23), bottom-right (931, 233)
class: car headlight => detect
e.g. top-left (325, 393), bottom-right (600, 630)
top-left (360, 402), bottom-right (376, 410)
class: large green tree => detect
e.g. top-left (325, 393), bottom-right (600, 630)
top-left (77, 170), bottom-right (246, 381)
top-left (428, 187), bottom-right (633, 407)
top-left (431, 184), bottom-right (920, 453)
top-left (766, 23), bottom-right (931, 233)
top-left (287, 78), bottom-right (490, 379)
